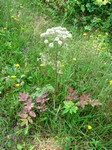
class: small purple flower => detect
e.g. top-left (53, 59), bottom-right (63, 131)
top-left (12, 67), bottom-right (15, 71)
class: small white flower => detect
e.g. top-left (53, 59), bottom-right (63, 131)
top-left (40, 33), bottom-right (45, 37)
top-left (62, 35), bottom-right (67, 39)
top-left (46, 31), bottom-right (49, 35)
top-left (49, 43), bottom-right (54, 48)
top-left (64, 43), bottom-right (68, 47)
top-left (46, 28), bottom-right (51, 32)
top-left (55, 37), bottom-right (60, 41)
top-left (56, 30), bottom-right (61, 34)
top-left (67, 33), bottom-right (72, 38)
top-left (44, 39), bottom-right (48, 44)
top-left (61, 27), bottom-right (67, 31)
top-left (65, 31), bottom-right (69, 34)
top-left (49, 31), bottom-right (55, 35)
top-left (58, 40), bottom-right (62, 45)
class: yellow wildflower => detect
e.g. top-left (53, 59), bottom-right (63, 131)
top-left (14, 18), bottom-right (19, 21)
top-left (83, 33), bottom-right (87, 36)
top-left (20, 5), bottom-right (23, 8)
top-left (15, 84), bottom-right (20, 87)
top-left (61, 64), bottom-right (65, 68)
top-left (98, 34), bottom-right (101, 37)
top-left (21, 27), bottom-right (25, 31)
top-left (11, 75), bottom-right (16, 79)
top-left (4, 27), bottom-right (7, 30)
top-left (40, 64), bottom-right (45, 67)
top-left (72, 58), bottom-right (77, 61)
top-left (105, 32), bottom-right (109, 36)
top-left (15, 64), bottom-right (20, 67)
top-left (97, 48), bottom-right (101, 51)
top-left (88, 125), bottom-right (92, 130)
top-left (109, 80), bottom-right (112, 85)
top-left (90, 35), bottom-right (93, 38)
top-left (11, 16), bottom-right (14, 18)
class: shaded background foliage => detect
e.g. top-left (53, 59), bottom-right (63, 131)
top-left (40, 0), bottom-right (112, 35)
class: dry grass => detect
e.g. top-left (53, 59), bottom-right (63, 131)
top-left (33, 137), bottom-right (63, 150)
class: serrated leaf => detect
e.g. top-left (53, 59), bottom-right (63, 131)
top-left (18, 113), bottom-right (28, 119)
top-left (71, 105), bottom-right (78, 113)
top-left (20, 119), bottom-right (28, 126)
top-left (28, 117), bottom-right (33, 124)
top-left (29, 111), bottom-right (36, 117)
top-left (64, 101), bottom-right (74, 109)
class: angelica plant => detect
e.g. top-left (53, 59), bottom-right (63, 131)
top-left (40, 26), bottom-right (72, 90)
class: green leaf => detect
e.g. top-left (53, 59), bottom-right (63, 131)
top-left (64, 101), bottom-right (74, 109)
top-left (24, 125), bottom-right (29, 135)
top-left (43, 84), bottom-right (55, 92)
top-left (62, 109), bottom-right (69, 114)
top-left (17, 144), bottom-right (22, 150)
top-left (81, 5), bottom-right (85, 12)
top-left (70, 105), bottom-right (78, 114)
top-left (63, 101), bottom-right (78, 114)
top-left (84, 25), bottom-right (92, 31)
top-left (20, 119), bottom-right (28, 127)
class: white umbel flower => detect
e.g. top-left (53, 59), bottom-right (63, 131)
top-left (58, 40), bottom-right (62, 45)
top-left (49, 43), bottom-right (54, 48)
top-left (44, 39), bottom-right (48, 44)
top-left (54, 37), bottom-right (60, 41)
top-left (62, 35), bottom-right (67, 39)
top-left (40, 33), bottom-right (46, 37)
top-left (67, 33), bottom-right (72, 38)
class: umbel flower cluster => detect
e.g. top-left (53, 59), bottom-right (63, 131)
top-left (40, 26), bottom-right (72, 47)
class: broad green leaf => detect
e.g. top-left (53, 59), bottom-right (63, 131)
top-left (81, 5), bottom-right (85, 12)
top-left (62, 109), bottom-right (69, 114)
top-left (17, 144), bottom-right (22, 150)
top-left (64, 101), bottom-right (74, 109)
top-left (70, 106), bottom-right (78, 114)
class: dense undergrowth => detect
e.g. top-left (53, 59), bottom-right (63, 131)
top-left (40, 0), bottom-right (112, 34)
top-left (0, 0), bottom-right (112, 149)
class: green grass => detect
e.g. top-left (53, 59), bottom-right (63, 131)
top-left (0, 0), bottom-right (112, 149)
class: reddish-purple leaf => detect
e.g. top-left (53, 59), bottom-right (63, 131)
top-left (27, 98), bottom-right (32, 102)
top-left (18, 112), bottom-right (28, 119)
top-left (18, 92), bottom-right (29, 101)
top-left (36, 97), bottom-right (42, 103)
top-left (24, 102), bottom-right (34, 111)
top-left (28, 117), bottom-right (33, 124)
top-left (29, 111), bottom-right (36, 117)
top-left (66, 87), bottom-right (78, 101)
top-left (88, 100), bottom-right (102, 106)
top-left (37, 106), bottom-right (42, 109)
